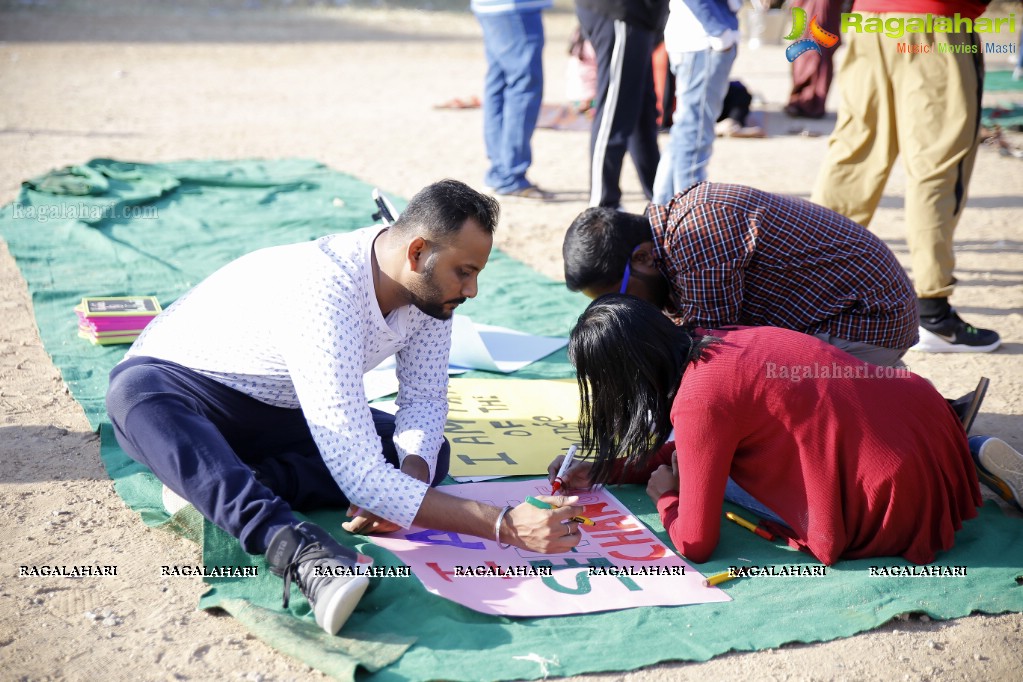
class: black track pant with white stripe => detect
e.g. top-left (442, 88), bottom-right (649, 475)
top-left (577, 5), bottom-right (660, 208)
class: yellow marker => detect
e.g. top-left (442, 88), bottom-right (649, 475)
top-left (702, 570), bottom-right (738, 587)
top-left (725, 511), bottom-right (775, 541)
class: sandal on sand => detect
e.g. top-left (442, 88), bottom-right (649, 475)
top-left (498, 184), bottom-right (553, 200)
top-left (433, 96), bottom-right (481, 110)
top-left (950, 376), bottom-right (989, 435)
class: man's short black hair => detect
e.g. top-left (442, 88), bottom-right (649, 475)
top-left (562, 207), bottom-right (652, 291)
top-left (392, 179), bottom-right (499, 241)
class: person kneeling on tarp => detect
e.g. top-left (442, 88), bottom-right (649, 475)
top-left (551, 295), bottom-right (1022, 566)
top-left (106, 180), bottom-right (584, 636)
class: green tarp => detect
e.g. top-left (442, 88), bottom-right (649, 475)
top-left (985, 69), bottom-right (1023, 93)
top-left (3, 158), bottom-right (1021, 681)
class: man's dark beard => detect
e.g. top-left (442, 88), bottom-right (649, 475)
top-left (410, 291), bottom-right (466, 320)
top-left (408, 256), bottom-right (466, 320)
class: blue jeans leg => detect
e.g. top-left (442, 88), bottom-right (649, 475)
top-left (107, 357), bottom-right (452, 554)
top-left (724, 478), bottom-right (788, 527)
top-left (477, 10), bottom-right (545, 193)
top-left (652, 47), bottom-right (736, 204)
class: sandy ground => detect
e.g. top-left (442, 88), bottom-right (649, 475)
top-left (1, 1), bottom-right (1022, 680)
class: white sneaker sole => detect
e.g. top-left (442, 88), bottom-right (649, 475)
top-left (909, 327), bottom-right (1001, 354)
top-left (977, 438), bottom-right (1023, 508)
top-left (314, 574), bottom-right (370, 635)
top-left (162, 485), bottom-right (191, 515)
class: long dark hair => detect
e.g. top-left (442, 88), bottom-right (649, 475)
top-left (569, 295), bottom-right (715, 484)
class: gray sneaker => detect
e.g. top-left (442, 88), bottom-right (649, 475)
top-left (266, 522), bottom-right (370, 635)
top-left (973, 438), bottom-right (1023, 511)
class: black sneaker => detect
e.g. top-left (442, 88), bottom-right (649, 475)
top-left (948, 377), bottom-right (989, 435)
top-left (912, 309), bottom-right (1000, 353)
top-left (266, 522), bottom-right (369, 635)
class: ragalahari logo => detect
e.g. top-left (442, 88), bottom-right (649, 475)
top-left (784, 7), bottom-right (840, 62)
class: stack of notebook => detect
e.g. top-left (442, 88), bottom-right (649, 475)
top-left (75, 296), bottom-right (162, 345)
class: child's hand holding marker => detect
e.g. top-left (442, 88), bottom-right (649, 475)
top-left (550, 444), bottom-right (577, 494)
top-left (547, 445), bottom-right (593, 492)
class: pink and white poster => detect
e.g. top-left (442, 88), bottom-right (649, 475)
top-left (369, 479), bottom-right (731, 616)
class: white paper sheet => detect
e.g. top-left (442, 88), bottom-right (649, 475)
top-left (362, 316), bottom-right (566, 399)
top-left (449, 315), bottom-right (567, 373)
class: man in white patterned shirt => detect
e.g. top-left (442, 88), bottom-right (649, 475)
top-left (106, 180), bottom-right (583, 636)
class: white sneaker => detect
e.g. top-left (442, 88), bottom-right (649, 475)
top-left (162, 485), bottom-right (191, 515)
top-left (316, 575), bottom-right (371, 635)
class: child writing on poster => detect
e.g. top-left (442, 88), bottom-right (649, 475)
top-left (550, 295), bottom-right (1023, 566)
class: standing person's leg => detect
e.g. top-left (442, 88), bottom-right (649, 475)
top-left (891, 26), bottom-right (979, 304)
top-left (811, 21), bottom-right (895, 227)
top-left (478, 10), bottom-right (545, 194)
top-left (786, 0), bottom-right (841, 118)
top-left (653, 46), bottom-right (735, 205)
top-left (786, 0), bottom-right (821, 117)
top-left (888, 22), bottom-right (998, 352)
top-left (718, 80), bottom-right (753, 127)
top-left (577, 5), bottom-right (623, 208)
top-left (478, 13), bottom-right (511, 192)
top-left (626, 41), bottom-right (661, 201)
top-left (651, 51), bottom-right (697, 205)
top-left (498, 10), bottom-right (545, 194)
top-left (578, 7), bottom-right (651, 208)
top-left (811, 0), bottom-right (842, 112)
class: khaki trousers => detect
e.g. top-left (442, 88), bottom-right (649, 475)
top-left (812, 13), bottom-right (984, 299)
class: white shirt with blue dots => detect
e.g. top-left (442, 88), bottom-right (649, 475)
top-left (126, 226), bottom-right (450, 528)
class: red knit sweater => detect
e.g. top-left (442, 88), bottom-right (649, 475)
top-left (618, 327), bottom-right (981, 565)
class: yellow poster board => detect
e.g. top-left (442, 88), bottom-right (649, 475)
top-left (446, 378), bottom-right (581, 477)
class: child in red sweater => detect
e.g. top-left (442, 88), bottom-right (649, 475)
top-left (556, 295), bottom-right (1021, 565)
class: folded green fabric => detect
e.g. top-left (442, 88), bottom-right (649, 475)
top-left (24, 162), bottom-right (111, 196)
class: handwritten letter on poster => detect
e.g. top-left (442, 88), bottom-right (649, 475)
top-left (446, 378), bottom-right (581, 477)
